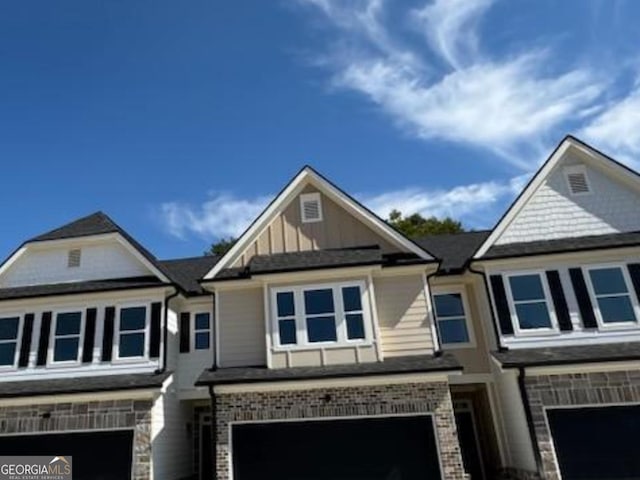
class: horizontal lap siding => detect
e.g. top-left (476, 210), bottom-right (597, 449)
top-left (375, 275), bottom-right (434, 357)
top-left (218, 288), bottom-right (266, 367)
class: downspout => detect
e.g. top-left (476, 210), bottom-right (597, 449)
top-left (209, 384), bottom-right (218, 479)
top-left (156, 288), bottom-right (180, 374)
top-left (517, 367), bottom-right (544, 476)
top-left (468, 264), bottom-right (506, 351)
top-left (424, 267), bottom-right (443, 356)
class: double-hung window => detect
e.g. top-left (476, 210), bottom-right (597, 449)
top-left (118, 306), bottom-right (147, 359)
top-left (506, 273), bottom-right (554, 331)
top-left (52, 311), bottom-right (83, 363)
top-left (586, 266), bottom-right (638, 325)
top-left (0, 316), bottom-right (20, 368)
top-left (194, 313), bottom-right (211, 350)
top-left (272, 282), bottom-right (369, 349)
top-left (433, 291), bottom-right (472, 346)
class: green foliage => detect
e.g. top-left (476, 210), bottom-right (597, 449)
top-left (206, 237), bottom-right (237, 256)
top-left (387, 209), bottom-right (464, 237)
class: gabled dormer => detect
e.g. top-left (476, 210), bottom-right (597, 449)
top-left (473, 136), bottom-right (640, 349)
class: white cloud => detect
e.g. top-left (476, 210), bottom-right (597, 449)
top-left (160, 175), bottom-right (528, 240)
top-left (300, 0), bottom-right (607, 167)
top-left (160, 193), bottom-right (270, 240)
top-left (579, 86), bottom-right (640, 167)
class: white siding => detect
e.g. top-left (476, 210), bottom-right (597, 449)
top-left (497, 159), bottom-right (640, 245)
top-left (375, 275), bottom-right (434, 357)
top-left (218, 288), bottom-right (266, 367)
top-left (1, 241), bottom-right (151, 287)
top-left (151, 384), bottom-right (192, 480)
top-left (493, 370), bottom-right (537, 472)
top-left (176, 298), bottom-right (215, 391)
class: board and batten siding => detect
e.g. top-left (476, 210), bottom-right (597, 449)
top-left (217, 288), bottom-right (266, 367)
top-left (234, 185), bottom-right (399, 267)
top-left (497, 157), bottom-right (640, 245)
top-left (375, 274), bottom-right (434, 357)
top-left (1, 241), bottom-right (151, 287)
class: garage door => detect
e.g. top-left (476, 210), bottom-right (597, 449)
top-left (232, 416), bottom-right (441, 480)
top-left (547, 405), bottom-right (640, 479)
top-left (0, 430), bottom-right (133, 480)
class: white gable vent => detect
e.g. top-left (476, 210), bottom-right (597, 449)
top-left (300, 192), bottom-right (323, 223)
top-left (564, 166), bottom-right (591, 195)
top-left (67, 248), bottom-right (82, 268)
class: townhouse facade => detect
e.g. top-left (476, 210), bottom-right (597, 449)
top-left (0, 135), bottom-right (637, 480)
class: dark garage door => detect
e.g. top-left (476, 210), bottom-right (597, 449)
top-left (547, 405), bottom-right (640, 479)
top-left (232, 416), bottom-right (441, 480)
top-left (0, 430), bottom-right (133, 480)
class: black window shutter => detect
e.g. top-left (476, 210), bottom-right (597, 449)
top-left (180, 312), bottom-right (191, 353)
top-left (102, 306), bottom-right (115, 362)
top-left (627, 264), bottom-right (640, 302)
top-left (490, 275), bottom-right (514, 335)
top-left (569, 268), bottom-right (597, 329)
top-left (149, 302), bottom-right (162, 359)
top-left (546, 270), bottom-right (573, 331)
top-left (36, 311), bottom-right (52, 366)
top-left (82, 308), bottom-right (97, 363)
top-left (18, 313), bottom-right (34, 368)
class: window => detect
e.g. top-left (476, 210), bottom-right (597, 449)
top-left (194, 313), bottom-right (211, 350)
top-left (0, 316), bottom-right (20, 367)
top-left (118, 306), bottom-right (147, 358)
top-left (507, 274), bottom-right (553, 330)
top-left (52, 311), bottom-right (82, 363)
top-left (433, 292), bottom-right (471, 346)
top-left (300, 192), bottom-right (323, 223)
top-left (272, 282), bottom-right (370, 348)
top-left (587, 267), bottom-right (637, 324)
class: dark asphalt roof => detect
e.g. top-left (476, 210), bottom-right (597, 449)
top-left (0, 371), bottom-right (172, 398)
top-left (483, 231), bottom-right (640, 260)
top-left (211, 246), bottom-right (429, 281)
top-left (26, 211), bottom-right (174, 282)
top-left (416, 231), bottom-right (491, 274)
top-left (0, 276), bottom-right (170, 301)
top-left (159, 255), bottom-right (220, 295)
top-left (196, 353), bottom-right (461, 385)
top-left (492, 342), bottom-right (640, 368)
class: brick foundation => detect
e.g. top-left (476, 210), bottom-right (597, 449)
top-left (525, 370), bottom-right (640, 480)
top-left (0, 398), bottom-right (153, 480)
top-left (214, 381), bottom-right (468, 480)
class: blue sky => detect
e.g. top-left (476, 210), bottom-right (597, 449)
top-left (1, 0), bottom-right (640, 260)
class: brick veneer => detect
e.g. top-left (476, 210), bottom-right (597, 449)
top-left (525, 370), bottom-right (640, 480)
top-left (213, 381), bottom-right (468, 480)
top-left (0, 398), bottom-right (153, 480)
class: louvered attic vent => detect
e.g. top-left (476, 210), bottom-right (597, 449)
top-left (300, 192), bottom-right (323, 223)
top-left (67, 248), bottom-right (81, 268)
top-left (564, 166), bottom-right (591, 195)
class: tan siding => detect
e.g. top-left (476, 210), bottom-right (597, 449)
top-left (218, 288), bottom-right (266, 367)
top-left (375, 275), bottom-right (434, 357)
top-left (232, 184), bottom-right (401, 267)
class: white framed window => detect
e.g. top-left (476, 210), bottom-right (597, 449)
top-left (193, 312), bottom-right (211, 350)
top-left (49, 310), bottom-right (84, 365)
top-left (115, 305), bottom-right (149, 360)
top-left (504, 272), bottom-right (557, 334)
top-left (432, 288), bottom-right (474, 348)
top-left (299, 192), bottom-right (323, 223)
top-left (271, 281), bottom-right (371, 349)
top-left (584, 265), bottom-right (639, 327)
top-left (0, 315), bottom-right (22, 369)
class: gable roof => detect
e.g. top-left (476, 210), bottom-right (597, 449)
top-left (203, 166), bottom-right (436, 280)
top-left (473, 135), bottom-right (640, 259)
top-left (416, 230), bottom-right (490, 274)
top-left (0, 211), bottom-right (172, 283)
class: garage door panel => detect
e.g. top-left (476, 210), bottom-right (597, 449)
top-left (0, 430), bottom-right (133, 480)
top-left (547, 406), bottom-right (640, 480)
top-left (232, 416), bottom-right (441, 480)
